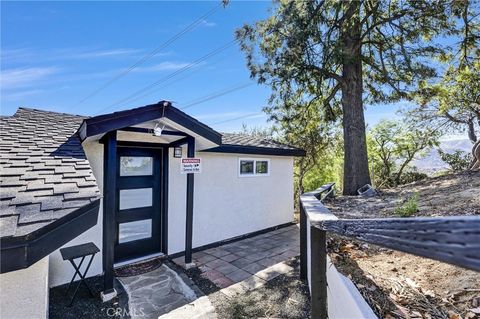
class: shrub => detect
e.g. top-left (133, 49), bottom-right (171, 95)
top-left (398, 170), bottom-right (428, 185)
top-left (395, 193), bottom-right (419, 217)
top-left (438, 149), bottom-right (473, 172)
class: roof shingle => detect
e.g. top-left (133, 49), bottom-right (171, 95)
top-left (221, 132), bottom-right (302, 151)
top-left (0, 107), bottom-right (302, 238)
top-left (0, 108), bottom-right (100, 238)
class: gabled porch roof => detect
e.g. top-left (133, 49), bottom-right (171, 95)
top-left (78, 101), bottom-right (222, 149)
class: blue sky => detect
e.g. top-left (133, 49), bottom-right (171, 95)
top-left (1, 1), bottom-right (401, 132)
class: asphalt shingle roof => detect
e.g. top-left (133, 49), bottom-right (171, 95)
top-left (221, 132), bottom-right (302, 151)
top-left (0, 108), bottom-right (100, 238)
top-left (0, 107), bottom-right (300, 238)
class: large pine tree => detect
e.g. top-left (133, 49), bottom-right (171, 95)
top-left (236, 0), bottom-right (457, 195)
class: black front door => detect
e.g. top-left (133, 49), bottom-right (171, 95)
top-left (114, 147), bottom-right (163, 262)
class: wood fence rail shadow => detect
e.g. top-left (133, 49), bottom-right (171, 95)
top-left (299, 184), bottom-right (480, 319)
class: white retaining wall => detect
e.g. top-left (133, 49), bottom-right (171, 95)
top-left (301, 192), bottom-right (377, 319)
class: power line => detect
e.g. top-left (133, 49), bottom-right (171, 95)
top-left (211, 112), bottom-right (264, 125)
top-left (99, 39), bottom-right (237, 113)
top-left (75, 4), bottom-right (221, 105)
top-left (179, 82), bottom-right (254, 110)
top-left (92, 49), bottom-right (234, 115)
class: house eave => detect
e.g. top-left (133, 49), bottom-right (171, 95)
top-left (201, 145), bottom-right (306, 157)
top-left (79, 102), bottom-right (222, 146)
top-left (0, 199), bottom-right (101, 274)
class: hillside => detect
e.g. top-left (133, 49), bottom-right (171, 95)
top-left (414, 138), bottom-right (473, 174)
top-left (324, 171), bottom-right (480, 318)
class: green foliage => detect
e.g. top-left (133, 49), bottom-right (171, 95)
top-left (398, 171), bottom-right (428, 185)
top-left (236, 0), bottom-right (456, 108)
top-left (410, 60), bottom-right (480, 143)
top-left (235, 0), bottom-right (463, 194)
top-left (368, 119), bottom-right (440, 188)
top-left (395, 193), bottom-right (419, 217)
top-left (407, 3), bottom-right (479, 146)
top-left (438, 149), bottom-right (473, 172)
top-left (299, 134), bottom-right (344, 193)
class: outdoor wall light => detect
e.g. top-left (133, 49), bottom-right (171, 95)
top-left (153, 122), bottom-right (164, 137)
top-left (174, 147), bottom-right (182, 158)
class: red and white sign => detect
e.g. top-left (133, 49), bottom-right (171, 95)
top-left (180, 158), bottom-right (202, 174)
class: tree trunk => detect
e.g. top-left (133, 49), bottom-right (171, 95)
top-left (471, 139), bottom-right (480, 171)
top-left (298, 177), bottom-right (305, 197)
top-left (467, 118), bottom-right (477, 144)
top-left (341, 1), bottom-right (371, 195)
top-left (395, 155), bottom-right (414, 185)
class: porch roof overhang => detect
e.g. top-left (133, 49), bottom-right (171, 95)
top-left (78, 101), bottom-right (222, 149)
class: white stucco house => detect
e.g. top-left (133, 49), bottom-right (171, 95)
top-left (0, 101), bottom-right (304, 318)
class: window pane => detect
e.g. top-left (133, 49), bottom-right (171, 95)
top-left (119, 188), bottom-right (152, 210)
top-left (119, 219), bottom-right (152, 243)
top-left (120, 157), bottom-right (153, 176)
top-left (240, 160), bottom-right (254, 174)
top-left (256, 161), bottom-right (269, 174)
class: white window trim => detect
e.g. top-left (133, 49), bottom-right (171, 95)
top-left (238, 158), bottom-right (270, 177)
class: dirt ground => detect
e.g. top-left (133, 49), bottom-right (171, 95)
top-left (184, 257), bottom-right (311, 319)
top-left (49, 275), bottom-right (125, 319)
top-left (324, 171), bottom-right (480, 319)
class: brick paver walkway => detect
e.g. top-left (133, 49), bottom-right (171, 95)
top-left (173, 224), bottom-right (299, 288)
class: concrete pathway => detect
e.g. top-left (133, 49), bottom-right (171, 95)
top-left (118, 264), bottom-right (216, 319)
top-left (118, 225), bottom-right (299, 319)
top-left (173, 224), bottom-right (299, 289)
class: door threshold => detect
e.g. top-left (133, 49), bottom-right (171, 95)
top-left (114, 252), bottom-right (165, 268)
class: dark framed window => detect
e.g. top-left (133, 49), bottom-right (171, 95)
top-left (240, 160), bottom-right (254, 175)
top-left (256, 160), bottom-right (268, 174)
top-left (239, 158), bottom-right (270, 177)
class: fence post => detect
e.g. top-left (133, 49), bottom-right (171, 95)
top-left (300, 199), bottom-right (307, 280)
top-left (310, 225), bottom-right (328, 319)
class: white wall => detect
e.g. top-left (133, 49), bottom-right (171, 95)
top-left (48, 137), bottom-right (295, 286)
top-left (168, 149), bottom-right (294, 254)
top-left (0, 257), bottom-right (49, 319)
top-left (301, 191), bottom-right (377, 319)
top-left (168, 147), bottom-right (187, 254)
top-left (48, 140), bottom-right (104, 287)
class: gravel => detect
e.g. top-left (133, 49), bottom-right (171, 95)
top-left (49, 275), bottom-right (128, 319)
top-left (50, 258), bottom-right (311, 319)
top-left (179, 257), bottom-right (311, 319)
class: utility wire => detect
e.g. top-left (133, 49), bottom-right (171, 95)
top-left (211, 112), bottom-right (264, 125)
top-left (75, 4), bottom-right (221, 105)
top-left (92, 52), bottom-right (234, 115)
top-left (179, 82), bottom-right (254, 110)
top-left (100, 39), bottom-right (237, 113)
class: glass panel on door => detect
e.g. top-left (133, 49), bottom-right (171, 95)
top-left (120, 156), bottom-right (153, 176)
top-left (119, 188), bottom-right (152, 210)
top-left (118, 219), bottom-right (152, 243)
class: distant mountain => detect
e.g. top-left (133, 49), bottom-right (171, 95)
top-left (413, 138), bottom-right (473, 174)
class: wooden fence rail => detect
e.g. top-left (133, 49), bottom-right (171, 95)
top-left (300, 185), bottom-right (480, 319)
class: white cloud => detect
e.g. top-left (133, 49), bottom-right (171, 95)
top-left (0, 67), bottom-right (59, 89)
top-left (134, 61), bottom-right (192, 72)
top-left (1, 47), bottom-right (145, 63)
top-left (0, 48), bottom-right (34, 62)
top-left (2, 89), bottom-right (44, 100)
top-left (71, 48), bottom-right (143, 59)
top-left (199, 19), bottom-right (216, 27)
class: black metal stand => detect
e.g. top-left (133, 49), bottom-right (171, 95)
top-left (60, 242), bottom-right (100, 306)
